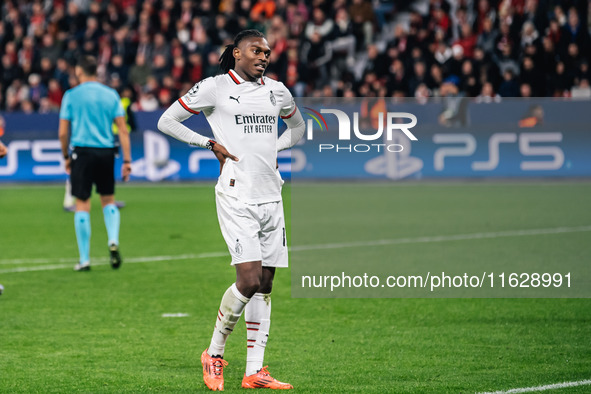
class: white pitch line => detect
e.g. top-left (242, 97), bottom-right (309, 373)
top-left (1, 225), bottom-right (590, 274)
top-left (0, 252), bottom-right (228, 266)
top-left (479, 378), bottom-right (591, 393)
top-left (0, 252), bottom-right (230, 273)
top-left (1, 263), bottom-right (75, 273)
top-left (290, 225), bottom-right (591, 252)
top-left (161, 313), bottom-right (190, 318)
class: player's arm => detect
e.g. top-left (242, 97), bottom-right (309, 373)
top-left (58, 91), bottom-right (72, 172)
top-left (158, 100), bottom-right (237, 165)
top-left (115, 116), bottom-right (132, 182)
top-left (58, 118), bottom-right (71, 174)
top-left (276, 107), bottom-right (305, 152)
top-left (157, 100), bottom-right (210, 147)
top-left (158, 79), bottom-right (217, 148)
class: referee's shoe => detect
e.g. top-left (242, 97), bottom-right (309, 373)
top-left (109, 243), bottom-right (122, 269)
top-left (74, 262), bottom-right (90, 271)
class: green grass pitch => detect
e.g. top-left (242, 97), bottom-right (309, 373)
top-left (0, 182), bottom-right (590, 393)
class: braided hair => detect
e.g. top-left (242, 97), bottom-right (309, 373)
top-left (219, 29), bottom-right (265, 73)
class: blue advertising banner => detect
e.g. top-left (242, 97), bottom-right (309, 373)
top-left (1, 98), bottom-right (590, 182)
top-left (0, 110), bottom-right (294, 182)
top-left (292, 97), bottom-right (591, 179)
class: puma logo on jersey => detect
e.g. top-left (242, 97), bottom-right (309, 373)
top-left (230, 96), bottom-right (240, 104)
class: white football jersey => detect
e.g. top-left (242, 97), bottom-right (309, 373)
top-left (178, 69), bottom-right (297, 204)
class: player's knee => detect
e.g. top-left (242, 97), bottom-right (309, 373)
top-left (237, 277), bottom-right (261, 298)
top-left (258, 277), bottom-right (273, 293)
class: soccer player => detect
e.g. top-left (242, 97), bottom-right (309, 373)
top-left (58, 56), bottom-right (132, 271)
top-left (158, 30), bottom-right (305, 391)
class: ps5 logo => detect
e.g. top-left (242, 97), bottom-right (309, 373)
top-left (302, 107), bottom-right (418, 153)
top-left (433, 132), bottom-right (565, 171)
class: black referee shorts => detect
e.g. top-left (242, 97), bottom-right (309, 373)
top-left (70, 147), bottom-right (116, 200)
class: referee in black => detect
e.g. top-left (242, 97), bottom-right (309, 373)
top-left (58, 56), bottom-right (132, 271)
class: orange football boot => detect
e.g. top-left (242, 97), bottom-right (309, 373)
top-left (241, 366), bottom-right (293, 389)
top-left (201, 349), bottom-right (228, 391)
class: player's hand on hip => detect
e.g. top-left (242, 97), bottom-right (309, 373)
top-left (212, 143), bottom-right (238, 172)
top-left (121, 162), bottom-right (132, 182)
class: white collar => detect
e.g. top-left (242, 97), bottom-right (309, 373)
top-left (228, 69), bottom-right (265, 85)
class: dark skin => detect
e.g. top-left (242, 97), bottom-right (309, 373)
top-left (232, 36), bottom-right (271, 82)
top-left (211, 36), bottom-right (275, 298)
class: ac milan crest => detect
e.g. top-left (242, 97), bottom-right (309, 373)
top-left (235, 239), bottom-right (243, 256)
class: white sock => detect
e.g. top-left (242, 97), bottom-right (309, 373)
top-left (208, 283), bottom-right (250, 357)
top-left (63, 179), bottom-right (74, 208)
top-left (245, 292), bottom-right (271, 376)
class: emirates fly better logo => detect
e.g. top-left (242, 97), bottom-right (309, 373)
top-left (303, 107), bottom-right (418, 153)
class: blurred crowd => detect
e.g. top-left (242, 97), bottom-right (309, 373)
top-left (1, 0), bottom-right (590, 113)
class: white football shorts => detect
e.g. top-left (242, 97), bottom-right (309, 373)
top-left (215, 191), bottom-right (288, 267)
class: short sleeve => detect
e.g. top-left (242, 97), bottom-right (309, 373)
top-left (279, 84), bottom-right (297, 120)
top-left (59, 91), bottom-right (71, 120)
top-left (113, 92), bottom-right (125, 118)
top-left (177, 77), bottom-right (216, 115)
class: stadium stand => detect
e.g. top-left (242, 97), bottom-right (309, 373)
top-left (1, 0), bottom-right (590, 113)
